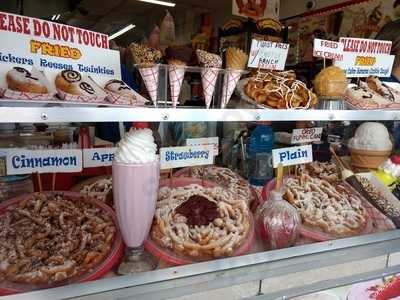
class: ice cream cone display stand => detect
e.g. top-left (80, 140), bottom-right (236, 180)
top-left (1, 2), bottom-right (400, 300)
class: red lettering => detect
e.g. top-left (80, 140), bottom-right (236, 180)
top-left (0, 13), bottom-right (7, 30)
top-left (82, 30), bottom-right (89, 45)
top-left (33, 19), bottom-right (41, 36)
top-left (61, 25), bottom-right (69, 41)
top-left (52, 23), bottom-right (61, 40)
top-left (67, 27), bottom-right (74, 42)
top-left (8, 15), bottom-right (16, 32)
top-left (101, 34), bottom-right (108, 49)
top-left (89, 31), bottom-right (95, 46)
top-left (15, 16), bottom-right (22, 33)
top-left (42, 21), bottom-right (50, 37)
top-left (76, 28), bottom-right (83, 44)
top-left (95, 33), bottom-right (101, 47)
top-left (22, 17), bottom-right (30, 34)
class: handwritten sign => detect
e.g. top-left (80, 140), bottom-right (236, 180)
top-left (6, 149), bottom-right (82, 175)
top-left (83, 148), bottom-right (116, 168)
top-left (335, 37), bottom-right (395, 77)
top-left (248, 39), bottom-right (289, 70)
top-left (291, 128), bottom-right (323, 144)
top-left (313, 39), bottom-right (344, 61)
top-left (159, 145), bottom-right (214, 170)
top-left (272, 145), bottom-right (313, 168)
top-left (186, 137), bottom-right (219, 156)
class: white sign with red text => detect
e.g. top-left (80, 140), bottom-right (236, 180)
top-left (291, 127), bottom-right (323, 144)
top-left (335, 37), bottom-right (395, 77)
top-left (248, 39), bottom-right (289, 70)
top-left (0, 11), bottom-right (121, 89)
top-left (313, 39), bottom-right (344, 61)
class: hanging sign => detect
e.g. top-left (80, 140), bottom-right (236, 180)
top-left (6, 149), bottom-right (82, 175)
top-left (0, 11), bottom-right (121, 89)
top-left (313, 39), bottom-right (344, 61)
top-left (186, 137), bottom-right (219, 156)
top-left (248, 39), bottom-right (289, 70)
top-left (159, 145), bottom-right (214, 170)
top-left (291, 128), bottom-right (323, 144)
top-left (272, 145), bottom-right (313, 168)
top-left (83, 148), bottom-right (116, 168)
top-left (335, 37), bottom-right (395, 77)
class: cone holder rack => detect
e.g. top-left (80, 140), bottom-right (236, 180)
top-left (134, 64), bottom-right (249, 109)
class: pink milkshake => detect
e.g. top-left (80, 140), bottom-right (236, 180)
top-left (112, 128), bottom-right (159, 274)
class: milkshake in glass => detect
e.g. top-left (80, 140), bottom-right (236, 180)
top-left (112, 128), bottom-right (159, 274)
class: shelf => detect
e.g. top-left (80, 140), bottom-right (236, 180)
top-left (3, 230), bottom-right (400, 300)
top-left (1, 106), bottom-right (400, 123)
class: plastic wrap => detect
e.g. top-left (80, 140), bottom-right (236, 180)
top-left (256, 191), bottom-right (301, 249)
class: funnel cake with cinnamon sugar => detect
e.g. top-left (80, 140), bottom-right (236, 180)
top-left (283, 174), bottom-right (368, 237)
top-left (151, 184), bottom-right (251, 258)
top-left (0, 193), bottom-right (116, 285)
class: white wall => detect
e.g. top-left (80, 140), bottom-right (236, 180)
top-left (280, 0), bottom-right (349, 19)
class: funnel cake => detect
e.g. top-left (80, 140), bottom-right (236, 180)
top-left (151, 184), bottom-right (251, 258)
top-left (283, 174), bottom-right (368, 237)
top-left (0, 193), bottom-right (116, 285)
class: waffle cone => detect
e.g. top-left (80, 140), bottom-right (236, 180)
top-left (221, 70), bottom-right (241, 108)
top-left (138, 64), bottom-right (159, 106)
top-left (169, 65), bottom-right (185, 108)
top-left (201, 68), bottom-right (219, 109)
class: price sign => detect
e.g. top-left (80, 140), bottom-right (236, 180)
top-left (6, 149), bottom-right (82, 175)
top-left (186, 137), bottom-right (219, 156)
top-left (313, 39), bottom-right (344, 61)
top-left (335, 37), bottom-right (395, 77)
top-left (272, 145), bottom-right (313, 168)
top-left (83, 147), bottom-right (116, 168)
top-left (160, 145), bottom-right (214, 170)
top-left (291, 128), bottom-right (323, 144)
top-left (248, 39), bottom-right (289, 70)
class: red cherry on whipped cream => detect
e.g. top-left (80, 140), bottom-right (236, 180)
top-left (390, 155), bottom-right (400, 165)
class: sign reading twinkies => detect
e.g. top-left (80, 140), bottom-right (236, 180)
top-left (0, 12), bottom-right (148, 106)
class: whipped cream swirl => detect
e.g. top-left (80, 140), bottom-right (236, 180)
top-left (114, 128), bottom-right (158, 164)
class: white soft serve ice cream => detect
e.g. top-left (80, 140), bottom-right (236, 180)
top-left (348, 122), bottom-right (392, 151)
top-left (114, 128), bottom-right (158, 163)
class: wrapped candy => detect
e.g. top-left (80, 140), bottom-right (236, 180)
top-left (256, 191), bottom-right (301, 249)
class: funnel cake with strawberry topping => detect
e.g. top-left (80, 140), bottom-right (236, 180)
top-left (151, 184), bottom-right (251, 259)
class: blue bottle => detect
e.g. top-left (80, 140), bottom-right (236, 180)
top-left (247, 125), bottom-right (274, 186)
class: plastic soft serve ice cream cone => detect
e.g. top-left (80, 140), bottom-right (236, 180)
top-left (168, 65), bottom-right (185, 108)
top-left (221, 70), bottom-right (242, 108)
top-left (201, 68), bottom-right (219, 109)
top-left (138, 65), bottom-right (159, 106)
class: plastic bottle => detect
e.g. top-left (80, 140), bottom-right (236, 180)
top-left (247, 125), bottom-right (274, 186)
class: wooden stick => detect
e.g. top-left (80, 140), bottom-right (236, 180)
top-left (329, 146), bottom-right (346, 171)
top-left (52, 173), bottom-right (56, 191)
top-left (276, 164), bottom-right (284, 191)
top-left (323, 58), bottom-right (326, 69)
top-left (37, 172), bottom-right (43, 192)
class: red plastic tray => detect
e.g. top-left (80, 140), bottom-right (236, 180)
top-left (144, 177), bottom-right (255, 265)
top-left (261, 179), bottom-right (374, 242)
top-left (0, 191), bottom-right (124, 295)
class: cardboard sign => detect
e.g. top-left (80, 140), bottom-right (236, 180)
top-left (160, 145), bottom-right (214, 170)
top-left (6, 149), bottom-right (82, 175)
top-left (313, 39), bottom-right (344, 61)
top-left (272, 145), bottom-right (313, 168)
top-left (0, 11), bottom-right (121, 88)
top-left (83, 148), bottom-right (116, 168)
top-left (335, 37), bottom-right (394, 77)
top-left (291, 128), bottom-right (323, 144)
top-left (186, 137), bottom-right (219, 156)
top-left (248, 39), bottom-right (289, 70)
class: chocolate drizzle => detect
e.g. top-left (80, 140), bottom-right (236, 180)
top-left (176, 195), bottom-right (220, 227)
top-left (14, 67), bottom-right (38, 81)
top-left (79, 82), bottom-right (95, 94)
top-left (105, 79), bottom-right (130, 91)
top-left (61, 70), bottom-right (81, 83)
